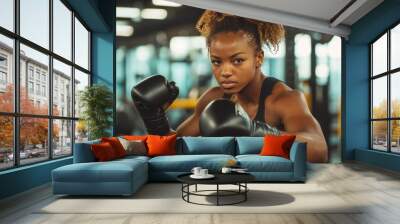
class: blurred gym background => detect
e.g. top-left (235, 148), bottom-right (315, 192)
top-left (116, 0), bottom-right (342, 162)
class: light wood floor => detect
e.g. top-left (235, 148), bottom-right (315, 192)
top-left (1, 162), bottom-right (400, 224)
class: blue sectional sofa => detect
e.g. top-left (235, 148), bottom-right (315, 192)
top-left (52, 137), bottom-right (307, 196)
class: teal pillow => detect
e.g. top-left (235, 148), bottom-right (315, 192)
top-left (180, 137), bottom-right (235, 155)
top-left (235, 137), bottom-right (264, 155)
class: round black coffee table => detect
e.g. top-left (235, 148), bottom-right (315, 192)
top-left (177, 173), bottom-right (255, 206)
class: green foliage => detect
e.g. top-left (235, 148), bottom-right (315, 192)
top-left (79, 84), bottom-right (113, 140)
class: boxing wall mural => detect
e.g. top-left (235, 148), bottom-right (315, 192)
top-left (116, 6), bottom-right (341, 163)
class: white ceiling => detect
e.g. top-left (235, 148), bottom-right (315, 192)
top-left (227, 0), bottom-right (352, 22)
top-left (170, 0), bottom-right (384, 38)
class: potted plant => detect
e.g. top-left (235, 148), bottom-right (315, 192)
top-left (79, 84), bottom-right (113, 140)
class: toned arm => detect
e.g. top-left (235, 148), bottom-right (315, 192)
top-left (276, 90), bottom-right (328, 163)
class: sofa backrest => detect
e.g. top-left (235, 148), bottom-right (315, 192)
top-left (235, 137), bottom-right (264, 155)
top-left (74, 136), bottom-right (266, 162)
top-left (73, 139), bottom-right (101, 163)
top-left (177, 137), bottom-right (236, 155)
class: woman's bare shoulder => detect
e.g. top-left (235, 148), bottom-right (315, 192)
top-left (269, 82), bottom-right (308, 110)
top-left (268, 81), bottom-right (292, 101)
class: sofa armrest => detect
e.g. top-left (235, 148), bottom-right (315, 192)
top-left (289, 141), bottom-right (307, 181)
top-left (73, 140), bottom-right (100, 163)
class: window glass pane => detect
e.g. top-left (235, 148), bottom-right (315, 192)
top-left (372, 121), bottom-right (388, 151)
top-left (391, 120), bottom-right (400, 153)
top-left (20, 0), bottom-right (49, 49)
top-left (53, 59), bottom-right (72, 117)
top-left (0, 116), bottom-right (13, 170)
top-left (0, 0), bottom-right (14, 31)
top-left (74, 69), bottom-right (89, 118)
top-left (53, 119), bottom-right (72, 158)
top-left (391, 24), bottom-right (400, 70)
top-left (20, 44), bottom-right (49, 115)
top-left (74, 18), bottom-right (89, 70)
top-left (53, 0), bottom-right (72, 60)
top-left (75, 120), bottom-right (88, 143)
top-left (372, 33), bottom-right (387, 76)
top-left (20, 117), bottom-right (49, 165)
top-left (0, 34), bottom-right (14, 113)
top-left (372, 77), bottom-right (387, 119)
top-left (391, 72), bottom-right (400, 118)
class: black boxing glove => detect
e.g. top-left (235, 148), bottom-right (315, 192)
top-left (234, 102), bottom-right (281, 136)
top-left (131, 75), bottom-right (179, 135)
top-left (199, 99), bottom-right (281, 137)
top-left (199, 99), bottom-right (251, 137)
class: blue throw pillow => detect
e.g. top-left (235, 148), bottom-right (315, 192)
top-left (180, 137), bottom-right (235, 155)
top-left (235, 137), bottom-right (264, 155)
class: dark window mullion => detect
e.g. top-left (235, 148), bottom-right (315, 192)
top-left (371, 72), bottom-right (390, 79)
top-left (386, 30), bottom-right (392, 152)
top-left (371, 117), bottom-right (400, 122)
top-left (0, 112), bottom-right (15, 116)
top-left (371, 67), bottom-right (400, 78)
top-left (0, 26), bottom-right (17, 40)
top-left (49, 0), bottom-right (53, 160)
top-left (0, 112), bottom-right (78, 119)
top-left (74, 64), bottom-right (90, 74)
top-left (370, 44), bottom-right (373, 149)
top-left (387, 30), bottom-right (391, 152)
top-left (71, 10), bottom-right (76, 155)
top-left (52, 53), bottom-right (74, 69)
top-left (88, 31), bottom-right (91, 74)
top-left (368, 44), bottom-right (374, 149)
top-left (14, 0), bottom-right (20, 167)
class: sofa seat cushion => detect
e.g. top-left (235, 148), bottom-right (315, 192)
top-left (52, 159), bottom-right (147, 183)
top-left (236, 155), bottom-right (293, 172)
top-left (116, 155), bottom-right (150, 163)
top-left (149, 154), bottom-right (235, 172)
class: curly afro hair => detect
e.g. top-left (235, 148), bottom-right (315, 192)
top-left (196, 10), bottom-right (285, 53)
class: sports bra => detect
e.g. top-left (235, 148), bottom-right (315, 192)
top-left (223, 76), bottom-right (281, 123)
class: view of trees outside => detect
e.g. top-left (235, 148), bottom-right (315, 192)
top-left (0, 84), bottom-right (14, 169)
top-left (75, 120), bottom-right (88, 143)
top-left (0, 115), bottom-right (13, 169)
top-left (52, 119), bottom-right (72, 158)
top-left (0, 85), bottom-right (64, 168)
top-left (0, 87), bottom-right (77, 169)
top-left (372, 100), bottom-right (400, 153)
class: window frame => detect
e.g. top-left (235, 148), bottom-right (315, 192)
top-left (0, 0), bottom-right (92, 171)
top-left (0, 70), bottom-right (7, 85)
top-left (369, 20), bottom-right (400, 154)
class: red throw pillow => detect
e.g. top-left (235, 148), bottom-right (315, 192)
top-left (260, 135), bottom-right (296, 159)
top-left (146, 134), bottom-right (177, 157)
top-left (101, 137), bottom-right (126, 158)
top-left (91, 142), bottom-right (118, 161)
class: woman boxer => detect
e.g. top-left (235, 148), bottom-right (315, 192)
top-left (176, 10), bottom-right (328, 162)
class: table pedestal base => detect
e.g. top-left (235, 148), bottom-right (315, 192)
top-left (181, 183), bottom-right (249, 206)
